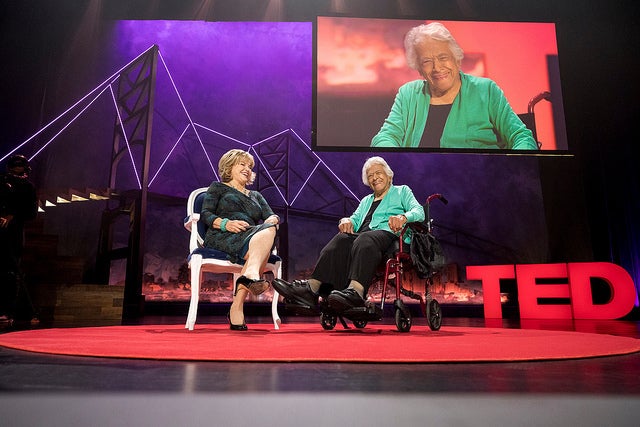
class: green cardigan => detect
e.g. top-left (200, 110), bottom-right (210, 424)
top-left (350, 184), bottom-right (425, 243)
top-left (371, 73), bottom-right (538, 150)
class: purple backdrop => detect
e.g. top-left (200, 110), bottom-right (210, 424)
top-left (29, 21), bottom-right (547, 304)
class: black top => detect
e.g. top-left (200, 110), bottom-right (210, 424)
top-left (358, 199), bottom-right (381, 233)
top-left (420, 104), bottom-right (453, 148)
top-left (0, 173), bottom-right (37, 224)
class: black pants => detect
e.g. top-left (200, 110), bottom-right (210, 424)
top-left (0, 225), bottom-right (23, 317)
top-left (311, 230), bottom-right (396, 296)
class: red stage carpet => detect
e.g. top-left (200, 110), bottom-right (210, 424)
top-left (1, 324), bottom-right (639, 362)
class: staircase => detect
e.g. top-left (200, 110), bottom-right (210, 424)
top-left (19, 188), bottom-right (125, 325)
top-left (36, 187), bottom-right (112, 211)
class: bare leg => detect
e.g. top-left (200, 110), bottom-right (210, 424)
top-left (230, 227), bottom-right (276, 325)
top-left (240, 227), bottom-right (276, 280)
top-left (230, 287), bottom-right (249, 326)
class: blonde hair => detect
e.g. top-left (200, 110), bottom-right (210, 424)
top-left (218, 149), bottom-right (254, 183)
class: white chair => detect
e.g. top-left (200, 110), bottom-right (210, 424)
top-left (184, 187), bottom-right (282, 330)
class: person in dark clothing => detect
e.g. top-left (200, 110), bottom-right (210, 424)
top-left (201, 149), bottom-right (279, 330)
top-left (0, 155), bottom-right (38, 322)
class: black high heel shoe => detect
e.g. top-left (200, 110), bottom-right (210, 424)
top-left (235, 275), bottom-right (270, 296)
top-left (227, 312), bottom-right (248, 331)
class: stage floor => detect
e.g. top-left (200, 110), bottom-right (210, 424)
top-left (1, 315), bottom-right (639, 426)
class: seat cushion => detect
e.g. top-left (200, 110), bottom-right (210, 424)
top-left (190, 247), bottom-right (234, 261)
top-left (188, 247), bottom-right (281, 265)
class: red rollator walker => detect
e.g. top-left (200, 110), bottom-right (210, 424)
top-left (318, 193), bottom-right (448, 332)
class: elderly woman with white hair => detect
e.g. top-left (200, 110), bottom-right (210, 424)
top-left (273, 156), bottom-right (424, 313)
top-left (371, 22), bottom-right (537, 150)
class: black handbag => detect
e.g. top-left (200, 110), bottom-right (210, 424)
top-left (409, 230), bottom-right (445, 278)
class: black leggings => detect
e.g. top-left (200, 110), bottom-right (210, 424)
top-left (311, 230), bottom-right (396, 296)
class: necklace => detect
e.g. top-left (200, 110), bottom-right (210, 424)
top-left (226, 182), bottom-right (249, 196)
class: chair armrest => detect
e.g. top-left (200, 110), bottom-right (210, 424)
top-left (184, 213), bottom-right (200, 232)
top-left (187, 213), bottom-right (201, 252)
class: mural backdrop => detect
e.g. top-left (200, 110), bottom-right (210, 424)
top-left (11, 20), bottom-right (548, 306)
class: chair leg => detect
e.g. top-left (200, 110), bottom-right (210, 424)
top-left (271, 265), bottom-right (283, 329)
top-left (271, 290), bottom-right (281, 329)
top-left (185, 257), bottom-right (203, 331)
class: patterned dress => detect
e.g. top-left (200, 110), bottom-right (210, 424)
top-left (200, 182), bottom-right (277, 263)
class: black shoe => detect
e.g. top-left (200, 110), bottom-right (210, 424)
top-left (327, 288), bottom-right (366, 313)
top-left (235, 275), bottom-right (269, 296)
top-left (272, 279), bottom-right (318, 308)
top-left (227, 312), bottom-right (248, 331)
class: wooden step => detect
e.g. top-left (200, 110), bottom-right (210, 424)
top-left (30, 283), bottom-right (125, 323)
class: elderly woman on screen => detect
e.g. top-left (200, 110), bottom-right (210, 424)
top-left (272, 156), bottom-right (424, 313)
top-left (371, 22), bottom-right (538, 150)
top-left (201, 149), bottom-right (279, 331)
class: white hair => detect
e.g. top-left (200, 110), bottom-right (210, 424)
top-left (405, 22), bottom-right (464, 70)
top-left (361, 156), bottom-right (394, 186)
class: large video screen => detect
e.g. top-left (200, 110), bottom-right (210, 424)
top-left (314, 17), bottom-right (568, 154)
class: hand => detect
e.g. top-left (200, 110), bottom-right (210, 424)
top-left (0, 216), bottom-right (11, 228)
top-left (264, 215), bottom-right (279, 225)
top-left (226, 219), bottom-right (250, 233)
top-left (338, 218), bottom-right (354, 234)
top-left (388, 214), bottom-right (407, 233)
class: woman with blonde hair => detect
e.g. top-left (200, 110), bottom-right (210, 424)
top-left (201, 149), bottom-right (279, 330)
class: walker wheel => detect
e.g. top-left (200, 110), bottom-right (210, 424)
top-left (320, 312), bottom-right (337, 330)
top-left (395, 308), bottom-right (412, 332)
top-left (426, 299), bottom-right (442, 331)
top-left (352, 319), bottom-right (367, 329)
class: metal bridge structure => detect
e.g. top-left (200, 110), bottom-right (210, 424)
top-left (1, 45), bottom-right (360, 317)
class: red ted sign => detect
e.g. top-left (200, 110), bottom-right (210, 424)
top-left (466, 262), bottom-right (638, 319)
